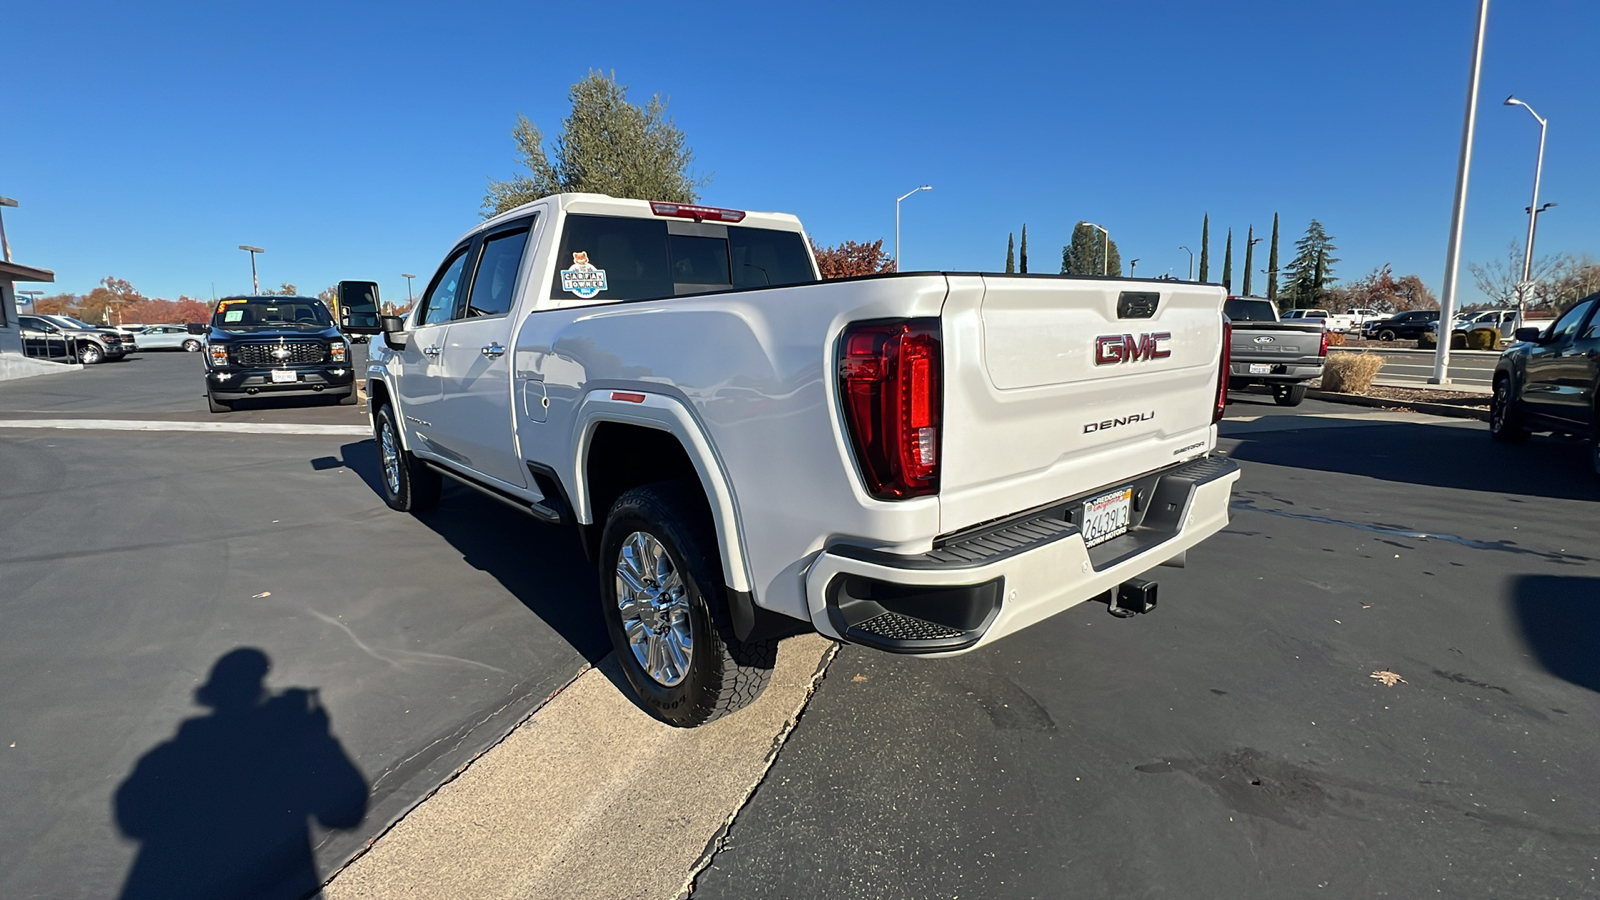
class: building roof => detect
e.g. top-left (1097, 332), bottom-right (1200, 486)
top-left (0, 261), bottom-right (55, 283)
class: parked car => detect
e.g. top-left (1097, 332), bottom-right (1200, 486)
top-left (1363, 310), bottom-right (1440, 342)
top-left (17, 315), bottom-right (127, 363)
top-left (41, 315), bottom-right (135, 356)
top-left (196, 296), bottom-right (356, 412)
top-left (1224, 296), bottom-right (1328, 406)
top-left (1489, 294), bottom-right (1600, 478)
top-left (349, 193), bottom-right (1241, 727)
top-left (135, 324), bottom-right (204, 351)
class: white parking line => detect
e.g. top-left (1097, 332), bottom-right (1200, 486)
top-left (0, 418), bottom-right (370, 435)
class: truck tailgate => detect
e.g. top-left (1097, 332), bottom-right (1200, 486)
top-left (1230, 321), bottom-right (1323, 360)
top-left (937, 275), bottom-right (1226, 535)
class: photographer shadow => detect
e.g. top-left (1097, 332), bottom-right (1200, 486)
top-left (114, 648), bottom-right (368, 900)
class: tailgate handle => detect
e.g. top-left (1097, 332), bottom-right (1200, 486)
top-left (1118, 292), bottom-right (1159, 319)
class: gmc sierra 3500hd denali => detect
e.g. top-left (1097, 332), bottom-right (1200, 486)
top-left (340, 193), bottom-right (1241, 727)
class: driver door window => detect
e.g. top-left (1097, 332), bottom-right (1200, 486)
top-left (417, 248), bottom-right (471, 327)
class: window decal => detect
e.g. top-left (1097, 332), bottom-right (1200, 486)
top-left (559, 251), bottom-right (608, 299)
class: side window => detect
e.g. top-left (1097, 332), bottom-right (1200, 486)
top-left (550, 215), bottom-right (671, 302)
top-left (730, 227), bottom-right (817, 287)
top-left (465, 227), bottom-right (531, 318)
top-left (417, 247), bottom-right (471, 327)
top-left (1549, 299), bottom-right (1596, 343)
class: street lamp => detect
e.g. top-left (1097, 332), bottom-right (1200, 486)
top-left (1085, 222), bottom-right (1109, 275)
top-left (1178, 245), bottom-right (1194, 280)
top-left (402, 273), bottom-right (416, 304)
top-left (239, 245), bottom-right (265, 294)
top-left (1243, 236), bottom-right (1263, 296)
top-left (1505, 94), bottom-right (1549, 325)
top-left (1432, 0), bottom-right (1489, 385)
top-left (894, 185), bottom-right (931, 273)
top-left (1129, 258), bottom-right (1140, 275)
top-left (0, 195), bottom-right (18, 264)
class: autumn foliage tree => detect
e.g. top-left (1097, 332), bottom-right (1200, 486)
top-left (811, 239), bottom-right (896, 279)
top-left (1328, 264), bottom-right (1436, 314)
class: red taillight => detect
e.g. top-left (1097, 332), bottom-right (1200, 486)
top-left (839, 319), bottom-right (942, 499)
top-left (649, 201), bottom-right (746, 223)
top-left (1214, 317), bottom-right (1232, 423)
top-left (1319, 329), bottom-right (1330, 357)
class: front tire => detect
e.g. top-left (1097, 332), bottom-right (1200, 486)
top-left (1378, 329), bottom-right (1398, 342)
top-left (206, 392), bottom-right (232, 414)
top-left (182, 339), bottom-right (202, 352)
top-left (1489, 376), bottom-right (1529, 443)
top-left (599, 482), bottom-right (776, 728)
top-left (374, 404), bottom-right (440, 512)
top-left (1272, 383), bottom-right (1307, 407)
top-left (78, 343), bottom-right (104, 365)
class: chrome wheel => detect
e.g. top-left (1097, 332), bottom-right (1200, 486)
top-left (1490, 381), bottom-right (1508, 433)
top-left (379, 418), bottom-right (401, 495)
top-left (615, 531), bottom-right (692, 688)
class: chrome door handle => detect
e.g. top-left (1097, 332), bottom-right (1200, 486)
top-left (422, 346), bottom-right (441, 359)
top-left (481, 344), bottom-right (506, 359)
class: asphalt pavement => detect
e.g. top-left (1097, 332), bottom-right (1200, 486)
top-left (690, 394), bottom-right (1600, 899)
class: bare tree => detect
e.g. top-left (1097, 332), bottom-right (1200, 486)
top-left (1468, 242), bottom-right (1564, 308)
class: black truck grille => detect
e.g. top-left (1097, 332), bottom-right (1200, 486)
top-left (232, 341), bottom-right (326, 366)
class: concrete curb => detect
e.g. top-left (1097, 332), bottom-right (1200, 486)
top-left (1328, 346), bottom-right (1501, 357)
top-left (1307, 389), bottom-right (1489, 422)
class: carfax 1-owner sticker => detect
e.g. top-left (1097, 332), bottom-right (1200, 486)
top-left (560, 251), bottom-right (608, 298)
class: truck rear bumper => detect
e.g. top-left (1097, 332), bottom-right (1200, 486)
top-left (804, 456), bottom-right (1240, 655)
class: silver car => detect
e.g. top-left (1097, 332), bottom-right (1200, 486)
top-left (136, 324), bottom-right (204, 351)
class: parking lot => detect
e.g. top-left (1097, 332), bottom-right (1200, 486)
top-left (3, 352), bottom-right (1598, 898)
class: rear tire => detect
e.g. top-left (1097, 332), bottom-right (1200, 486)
top-left (1489, 376), bottom-right (1529, 444)
top-left (206, 392), bottom-right (232, 414)
top-left (1272, 383), bottom-right (1307, 407)
top-left (375, 404), bottom-right (440, 512)
top-left (599, 482), bottom-right (776, 728)
top-left (182, 339), bottom-right (202, 352)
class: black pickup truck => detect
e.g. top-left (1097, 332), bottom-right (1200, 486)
top-left (1490, 293), bottom-right (1600, 477)
top-left (194, 296), bottom-right (356, 413)
top-left (1224, 296), bottom-right (1328, 407)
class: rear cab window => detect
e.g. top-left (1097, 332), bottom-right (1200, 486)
top-left (1223, 299), bottom-right (1278, 322)
top-left (549, 214), bottom-right (817, 303)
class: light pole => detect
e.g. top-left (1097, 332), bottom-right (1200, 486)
top-left (1085, 223), bottom-right (1109, 275)
top-left (1178, 245), bottom-right (1194, 280)
top-left (402, 273), bottom-right (416, 305)
top-left (0, 195), bottom-right (18, 263)
top-left (1504, 95), bottom-right (1548, 325)
top-left (894, 185), bottom-right (931, 272)
top-left (239, 245), bottom-right (265, 294)
top-left (1243, 236), bottom-right (1263, 296)
top-left (1432, 0), bottom-right (1489, 386)
top-left (1129, 258), bottom-right (1140, 275)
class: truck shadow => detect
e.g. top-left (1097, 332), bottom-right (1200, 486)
top-left (1509, 576), bottom-right (1600, 695)
top-left (1225, 421), bottom-right (1600, 502)
top-left (333, 439), bottom-right (611, 665)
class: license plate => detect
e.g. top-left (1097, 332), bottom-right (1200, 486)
top-left (1249, 363), bottom-right (1271, 375)
top-left (1081, 487), bottom-right (1133, 548)
top-left (270, 369), bottom-right (298, 384)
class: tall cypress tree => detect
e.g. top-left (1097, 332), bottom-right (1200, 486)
top-left (1242, 225), bottom-right (1255, 297)
top-left (1222, 228), bottom-right (1233, 293)
top-left (1005, 233), bottom-right (1015, 273)
top-left (1267, 213), bottom-right (1280, 302)
top-left (1199, 214), bottom-right (1210, 282)
top-left (1019, 224), bottom-right (1028, 274)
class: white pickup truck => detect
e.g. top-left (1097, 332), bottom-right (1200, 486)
top-left (340, 193), bottom-right (1240, 727)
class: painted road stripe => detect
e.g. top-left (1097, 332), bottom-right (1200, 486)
top-left (0, 418), bottom-right (370, 435)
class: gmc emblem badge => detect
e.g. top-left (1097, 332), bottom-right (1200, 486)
top-left (1094, 332), bottom-right (1172, 365)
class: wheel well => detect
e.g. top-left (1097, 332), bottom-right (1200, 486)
top-left (368, 377), bottom-right (391, 411)
top-left (583, 422), bottom-right (709, 556)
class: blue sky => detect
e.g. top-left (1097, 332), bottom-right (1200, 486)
top-left (4, 0), bottom-right (1594, 307)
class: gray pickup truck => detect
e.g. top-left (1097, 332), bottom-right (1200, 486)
top-left (1225, 296), bottom-right (1328, 407)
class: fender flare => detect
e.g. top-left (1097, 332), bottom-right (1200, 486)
top-left (363, 373), bottom-right (411, 452)
top-left (570, 389), bottom-right (754, 596)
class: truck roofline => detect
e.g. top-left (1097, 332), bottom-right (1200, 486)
top-left (472, 192), bottom-right (806, 246)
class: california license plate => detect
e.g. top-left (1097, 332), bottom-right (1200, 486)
top-left (1082, 487), bottom-right (1133, 548)
top-left (1249, 363), bottom-right (1271, 375)
top-left (270, 369), bottom-right (298, 384)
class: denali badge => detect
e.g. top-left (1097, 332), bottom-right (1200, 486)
top-left (1095, 332), bottom-right (1172, 365)
top-left (1084, 411), bottom-right (1156, 433)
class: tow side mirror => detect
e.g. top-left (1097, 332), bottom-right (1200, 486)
top-left (1513, 327), bottom-right (1543, 343)
top-left (337, 280), bottom-right (382, 334)
top-left (379, 314), bottom-right (408, 350)
top-left (185, 322), bottom-right (206, 335)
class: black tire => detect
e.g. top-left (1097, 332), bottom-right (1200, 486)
top-left (1489, 376), bottom-right (1529, 444)
top-left (1272, 383), bottom-right (1307, 407)
top-left (335, 390), bottom-right (357, 406)
top-left (206, 392), bottom-right (232, 414)
top-left (1377, 329), bottom-right (1398, 342)
top-left (599, 482), bottom-right (776, 728)
top-left (78, 343), bottom-right (104, 365)
top-left (182, 339), bottom-right (202, 352)
top-left (374, 404), bottom-right (441, 512)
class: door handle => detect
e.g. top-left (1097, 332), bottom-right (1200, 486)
top-left (422, 346), bottom-right (441, 359)
top-left (481, 344), bottom-right (506, 359)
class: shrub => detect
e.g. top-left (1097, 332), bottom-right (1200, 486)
top-left (1465, 327), bottom-right (1499, 351)
top-left (1322, 352), bottom-right (1385, 393)
top-left (1327, 331), bottom-right (1347, 346)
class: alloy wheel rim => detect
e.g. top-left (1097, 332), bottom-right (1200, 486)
top-left (615, 531), bottom-right (692, 688)
top-left (1491, 383), bottom-right (1507, 432)
top-left (379, 419), bottom-right (401, 494)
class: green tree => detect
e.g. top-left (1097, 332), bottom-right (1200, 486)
top-left (1242, 225), bottom-right (1256, 297)
top-left (1267, 213), bottom-right (1280, 302)
top-left (1019, 224), bottom-right (1029, 274)
top-left (1061, 222), bottom-right (1121, 276)
top-left (1280, 219), bottom-right (1340, 309)
top-left (482, 70), bottom-right (708, 216)
top-left (1005, 233), bottom-right (1015, 273)
top-left (1222, 229), bottom-right (1233, 293)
